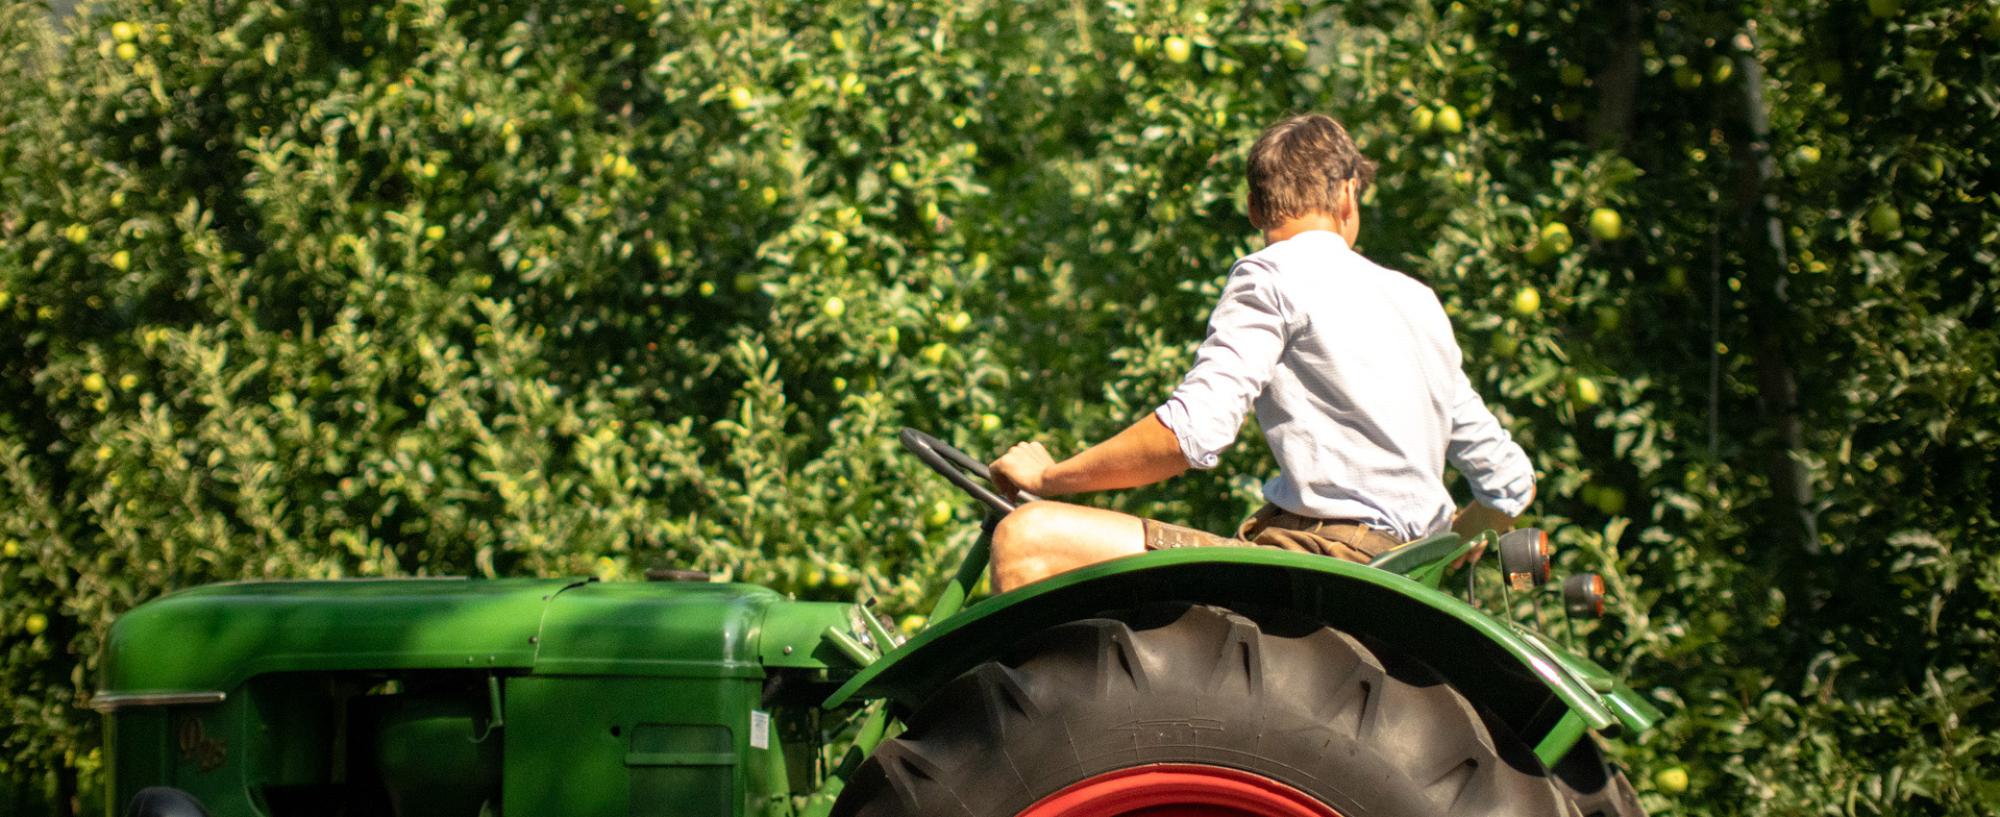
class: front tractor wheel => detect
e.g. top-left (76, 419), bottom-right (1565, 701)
top-left (833, 604), bottom-right (1567, 817)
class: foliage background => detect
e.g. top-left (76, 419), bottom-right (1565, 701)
top-left (2, 0), bottom-right (1997, 813)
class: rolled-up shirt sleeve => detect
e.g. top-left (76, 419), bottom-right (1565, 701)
top-left (1154, 261), bottom-right (1293, 470)
top-left (1445, 365), bottom-right (1536, 515)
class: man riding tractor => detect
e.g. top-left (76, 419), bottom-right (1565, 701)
top-left (985, 112), bottom-right (1535, 591)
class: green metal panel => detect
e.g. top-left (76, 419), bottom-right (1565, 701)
top-left (503, 676), bottom-right (767, 817)
top-left (532, 582), bottom-right (780, 678)
top-left (101, 578), bottom-right (862, 696)
top-left (102, 709), bottom-right (174, 816)
top-left (823, 547), bottom-right (1625, 742)
top-left (99, 578), bottom-right (572, 694)
top-left (756, 599), bottom-right (863, 672)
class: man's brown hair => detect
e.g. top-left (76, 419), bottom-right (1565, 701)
top-left (1245, 113), bottom-right (1377, 231)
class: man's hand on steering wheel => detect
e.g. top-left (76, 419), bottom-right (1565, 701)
top-left (989, 441), bottom-right (1055, 500)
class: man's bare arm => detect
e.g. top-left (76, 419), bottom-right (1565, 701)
top-left (990, 414), bottom-right (1189, 498)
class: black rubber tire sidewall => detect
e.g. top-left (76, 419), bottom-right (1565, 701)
top-left (833, 603), bottom-right (1567, 817)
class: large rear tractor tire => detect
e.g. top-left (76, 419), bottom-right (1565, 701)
top-left (832, 604), bottom-right (1568, 817)
top-left (1552, 738), bottom-right (1647, 817)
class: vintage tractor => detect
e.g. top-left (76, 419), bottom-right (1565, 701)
top-left (96, 429), bottom-right (1661, 817)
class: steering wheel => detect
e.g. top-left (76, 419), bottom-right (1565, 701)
top-left (899, 428), bottom-right (1033, 515)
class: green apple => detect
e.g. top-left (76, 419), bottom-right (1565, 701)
top-left (926, 499), bottom-right (953, 527)
top-left (942, 310), bottom-right (972, 334)
top-left (1572, 376), bottom-right (1602, 407)
top-left (898, 614), bottom-right (927, 635)
top-left (82, 373), bottom-right (106, 393)
top-left (111, 250), bottom-right (131, 271)
top-left (1594, 306), bottom-right (1622, 334)
top-left (1866, 203), bottom-right (1901, 237)
top-left (1540, 221), bottom-right (1574, 254)
top-left (1709, 56), bottom-right (1734, 85)
top-left (111, 21), bottom-right (137, 41)
top-left (921, 343), bottom-right (948, 364)
top-left (1592, 486), bottom-right (1627, 515)
top-left (1588, 208), bottom-right (1624, 241)
top-left (1434, 104), bottom-right (1464, 134)
top-left (1282, 37), bottom-right (1309, 66)
top-left (64, 223), bottom-right (88, 244)
top-left (733, 273), bottom-right (759, 293)
top-left (889, 161), bottom-right (911, 185)
top-left (821, 296), bottom-right (845, 319)
top-left (697, 281), bottom-right (716, 297)
top-left (830, 376), bottom-right (846, 392)
top-left (23, 613), bottom-right (47, 636)
top-left (2, 538), bottom-right (17, 558)
top-left (1791, 145), bottom-right (1821, 167)
top-left (1920, 83), bottom-right (1948, 110)
top-left (1164, 36), bottom-right (1192, 64)
top-left (1491, 334), bottom-right (1519, 358)
top-left (1511, 286), bottom-right (1541, 317)
top-left (827, 567), bottom-right (852, 589)
top-left (1410, 106), bottom-right (1435, 134)
top-left (822, 230), bottom-right (848, 253)
top-left (727, 86), bottom-right (754, 110)
top-left (1914, 155), bottom-right (1945, 184)
top-left (116, 42), bottom-right (138, 61)
top-left (1653, 766), bottom-right (1689, 794)
top-left (979, 413), bottom-right (1001, 432)
top-left (1672, 65), bottom-right (1702, 90)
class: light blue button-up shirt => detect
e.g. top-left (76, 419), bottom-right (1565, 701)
top-left (1155, 231), bottom-right (1535, 542)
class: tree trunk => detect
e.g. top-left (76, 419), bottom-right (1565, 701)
top-left (1726, 26), bottom-right (1820, 560)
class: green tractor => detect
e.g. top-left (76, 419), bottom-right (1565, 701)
top-left (97, 429), bottom-right (1661, 817)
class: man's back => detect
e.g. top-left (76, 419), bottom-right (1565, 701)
top-left (1158, 230), bottom-right (1533, 541)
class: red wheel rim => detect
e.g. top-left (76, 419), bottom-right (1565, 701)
top-left (1015, 764), bottom-right (1344, 817)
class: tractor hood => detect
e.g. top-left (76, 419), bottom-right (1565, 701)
top-left (99, 577), bottom-right (847, 697)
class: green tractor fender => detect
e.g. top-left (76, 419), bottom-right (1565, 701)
top-left (825, 546), bottom-right (1655, 765)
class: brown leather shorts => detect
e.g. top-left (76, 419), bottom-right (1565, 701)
top-left (1142, 503), bottom-right (1405, 564)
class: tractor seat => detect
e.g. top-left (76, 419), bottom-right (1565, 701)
top-left (1365, 532), bottom-right (1464, 575)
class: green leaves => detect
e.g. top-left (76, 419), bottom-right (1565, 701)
top-left (1, 0), bottom-right (1997, 814)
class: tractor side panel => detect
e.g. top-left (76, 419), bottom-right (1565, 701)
top-left (503, 676), bottom-right (765, 817)
top-left (110, 696), bottom-right (258, 817)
